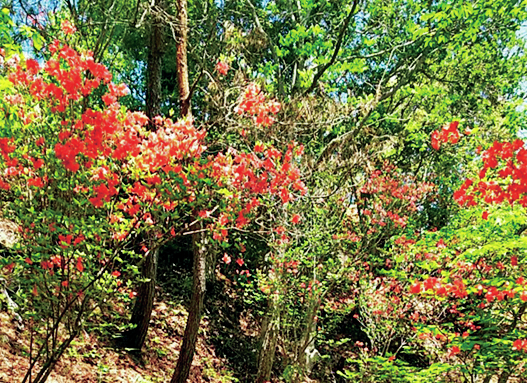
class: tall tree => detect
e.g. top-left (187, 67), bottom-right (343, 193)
top-left (122, 0), bottom-right (166, 351)
top-left (170, 0), bottom-right (205, 382)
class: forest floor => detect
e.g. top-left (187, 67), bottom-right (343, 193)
top-left (0, 287), bottom-right (244, 383)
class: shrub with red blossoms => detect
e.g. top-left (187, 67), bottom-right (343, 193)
top-left (0, 28), bottom-right (306, 382)
top-left (431, 121), bottom-right (461, 150)
top-left (454, 139), bottom-right (527, 207)
top-left (235, 82), bottom-right (281, 127)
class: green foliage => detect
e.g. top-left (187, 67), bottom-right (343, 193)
top-left (338, 356), bottom-right (453, 383)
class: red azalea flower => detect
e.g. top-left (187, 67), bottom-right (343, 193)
top-left (410, 282), bottom-right (422, 294)
top-left (216, 61), bottom-right (229, 75)
top-left (431, 130), bottom-right (441, 150)
top-left (449, 345), bottom-right (461, 356)
top-left (76, 257), bottom-right (84, 272)
top-left (291, 214), bottom-right (301, 224)
top-left (61, 20), bottom-right (77, 35)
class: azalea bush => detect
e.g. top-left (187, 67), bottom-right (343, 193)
top-left (0, 18), bottom-right (307, 383)
top-left (233, 160), bottom-right (438, 382)
top-left (396, 205), bottom-right (527, 382)
top-left (0, 23), bottom-right (205, 383)
top-left (2, 2), bottom-right (526, 382)
top-left (405, 130), bottom-right (527, 381)
top-left (337, 123), bottom-right (527, 382)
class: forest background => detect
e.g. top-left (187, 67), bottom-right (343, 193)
top-left (1, 0), bottom-right (527, 382)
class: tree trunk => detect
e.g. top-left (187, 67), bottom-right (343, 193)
top-left (170, 231), bottom-right (206, 383)
top-left (169, 0), bottom-right (203, 381)
top-left (256, 296), bottom-right (280, 383)
top-left (123, 247), bottom-right (159, 349)
top-left (145, 0), bottom-right (164, 124)
top-left (175, 0), bottom-right (191, 119)
top-left (294, 303), bottom-right (318, 381)
top-left (30, 330), bottom-right (79, 383)
top-left (122, 0), bottom-right (164, 350)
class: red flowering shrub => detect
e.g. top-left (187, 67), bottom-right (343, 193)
top-left (241, 161), bottom-right (437, 380)
top-left (431, 121), bottom-right (460, 150)
top-left (454, 139), bottom-right (527, 207)
top-left (389, 130), bottom-right (527, 378)
top-left (331, 127), bottom-right (527, 380)
top-left (0, 26), bottom-right (305, 382)
top-left (401, 217), bottom-right (527, 380)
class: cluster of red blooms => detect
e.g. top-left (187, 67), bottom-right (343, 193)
top-left (513, 339), bottom-right (527, 352)
top-left (414, 124), bottom-right (527, 356)
top-left (2, 38), bottom-right (131, 184)
top-left (0, 25), bottom-right (307, 291)
top-left (431, 121), bottom-right (460, 150)
top-left (410, 277), bottom-right (468, 298)
top-left (410, 274), bottom-right (527, 304)
top-left (235, 83), bottom-right (281, 126)
top-left (60, 20), bottom-right (76, 35)
top-left (409, 248), bottom-right (522, 295)
top-left (212, 143), bottom-right (306, 202)
top-left (58, 233), bottom-right (85, 248)
top-left (394, 235), bottom-right (416, 248)
top-left (215, 61), bottom-right (229, 76)
top-left (205, 139), bottom-right (306, 241)
top-left (448, 345), bottom-right (461, 357)
top-left (357, 163), bottom-right (435, 228)
top-left (454, 139), bottom-right (527, 207)
top-left (8, 41), bottom-right (114, 114)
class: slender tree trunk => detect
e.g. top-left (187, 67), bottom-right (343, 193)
top-left (256, 296), bottom-right (280, 383)
top-left (123, 247), bottom-right (159, 349)
top-left (25, 296), bottom-right (89, 383)
top-left (122, 0), bottom-right (164, 349)
top-left (31, 330), bottom-right (79, 383)
top-left (169, 0), bottom-right (204, 381)
top-left (294, 301), bottom-right (318, 381)
top-left (145, 0), bottom-right (164, 124)
top-left (176, 0), bottom-right (191, 119)
top-left (170, 231), bottom-right (206, 383)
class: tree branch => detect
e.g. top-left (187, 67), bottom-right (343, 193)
top-left (304, 0), bottom-right (359, 95)
top-left (247, 0), bottom-right (285, 97)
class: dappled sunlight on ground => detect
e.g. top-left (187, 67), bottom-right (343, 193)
top-left (0, 294), bottom-right (236, 382)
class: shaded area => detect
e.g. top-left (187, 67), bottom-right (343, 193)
top-left (158, 236), bottom-right (261, 381)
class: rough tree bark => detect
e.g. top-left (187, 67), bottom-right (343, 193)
top-left (175, 0), bottom-right (191, 119)
top-left (145, 0), bottom-right (164, 124)
top-left (123, 247), bottom-right (159, 349)
top-left (122, 0), bottom-right (164, 350)
top-left (256, 295), bottom-right (281, 383)
top-left (170, 230), bottom-right (207, 383)
top-left (169, 0), bottom-right (205, 381)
